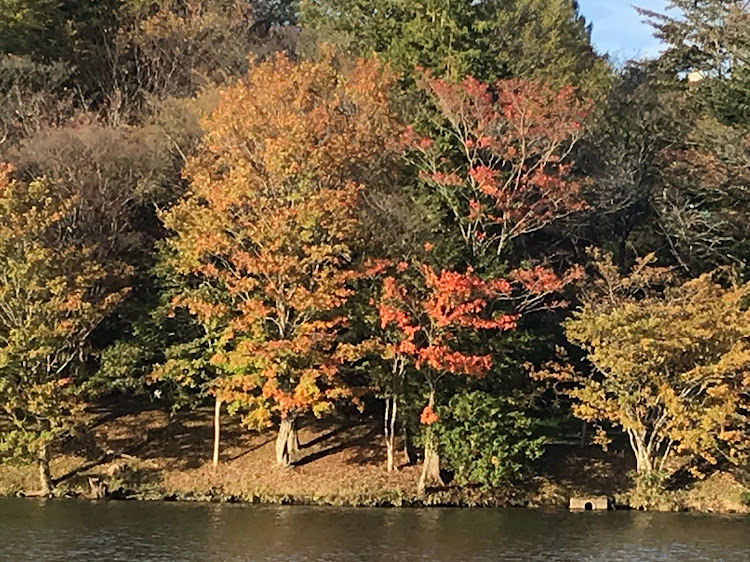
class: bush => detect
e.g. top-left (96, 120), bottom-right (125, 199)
top-left (628, 470), bottom-right (672, 511)
top-left (436, 391), bottom-right (544, 489)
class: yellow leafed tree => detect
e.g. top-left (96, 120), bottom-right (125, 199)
top-left (540, 249), bottom-right (750, 482)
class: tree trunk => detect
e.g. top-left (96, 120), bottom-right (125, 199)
top-left (38, 444), bottom-right (52, 496)
top-left (636, 451), bottom-right (654, 475)
top-left (384, 396), bottom-right (397, 472)
top-left (417, 389), bottom-right (443, 494)
top-left (88, 477), bottom-right (108, 499)
top-left (275, 417), bottom-right (299, 467)
top-left (418, 446), bottom-right (443, 494)
top-left (628, 430), bottom-right (655, 475)
top-left (212, 397), bottom-right (222, 468)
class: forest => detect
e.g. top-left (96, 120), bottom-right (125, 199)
top-left (0, 0), bottom-right (749, 511)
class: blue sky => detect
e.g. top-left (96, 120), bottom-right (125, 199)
top-left (578, 0), bottom-right (670, 60)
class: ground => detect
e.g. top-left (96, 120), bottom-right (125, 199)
top-left (1, 403), bottom-right (748, 513)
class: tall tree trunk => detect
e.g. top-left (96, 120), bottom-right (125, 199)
top-left (38, 443), bottom-right (52, 496)
top-left (384, 395), bottom-right (397, 472)
top-left (417, 389), bottom-right (443, 494)
top-left (212, 397), bottom-right (222, 468)
top-left (276, 417), bottom-right (299, 467)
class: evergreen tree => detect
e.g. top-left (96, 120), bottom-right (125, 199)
top-left (299, 0), bottom-right (609, 92)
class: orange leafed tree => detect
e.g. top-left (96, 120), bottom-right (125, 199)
top-left (374, 260), bottom-right (581, 490)
top-left (161, 51), bottom-right (402, 467)
top-left (405, 74), bottom-right (591, 256)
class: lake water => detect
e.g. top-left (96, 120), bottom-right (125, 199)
top-left (0, 499), bottom-right (748, 561)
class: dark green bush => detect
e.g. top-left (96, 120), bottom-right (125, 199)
top-left (437, 391), bottom-right (544, 489)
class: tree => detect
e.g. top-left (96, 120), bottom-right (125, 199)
top-left (149, 296), bottom-right (231, 467)
top-left (634, 1), bottom-right (750, 274)
top-left (299, 0), bottom-right (609, 91)
top-left (572, 64), bottom-right (687, 269)
top-left (638, 0), bottom-right (749, 82)
top-left (0, 1), bottom-right (70, 58)
top-left (0, 0), bottom-right (120, 87)
top-left (0, 165), bottom-right (129, 494)
top-left (541, 250), bottom-right (750, 484)
top-left (160, 51), bottom-right (402, 467)
top-left (0, 56), bottom-right (74, 149)
top-left (651, 116), bottom-right (750, 274)
top-left (406, 74), bottom-right (591, 258)
top-left (113, 0), bottom-right (297, 109)
top-left (374, 260), bottom-right (579, 490)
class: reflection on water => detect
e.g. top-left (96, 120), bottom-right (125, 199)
top-left (0, 498), bottom-right (749, 561)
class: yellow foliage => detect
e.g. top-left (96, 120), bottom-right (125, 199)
top-left (543, 250), bottom-right (750, 475)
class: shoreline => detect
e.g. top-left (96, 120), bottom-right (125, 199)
top-left (1, 406), bottom-right (748, 514)
top-left (4, 488), bottom-right (748, 515)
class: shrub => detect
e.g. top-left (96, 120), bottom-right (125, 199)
top-left (436, 391), bottom-right (544, 489)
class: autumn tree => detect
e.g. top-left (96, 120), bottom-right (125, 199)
top-left (113, 0), bottom-right (298, 109)
top-left (0, 165), bottom-right (129, 494)
top-left (361, 71), bottom-right (591, 486)
top-left (406, 74), bottom-right (591, 258)
top-left (373, 258), bottom-right (579, 490)
top-left (542, 250), bottom-right (750, 485)
top-left (160, 51), bottom-right (402, 467)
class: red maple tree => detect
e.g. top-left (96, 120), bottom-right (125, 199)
top-left (404, 74), bottom-right (591, 255)
top-left (373, 259), bottom-right (581, 488)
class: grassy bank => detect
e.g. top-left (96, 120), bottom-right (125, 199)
top-left (1, 406), bottom-right (748, 513)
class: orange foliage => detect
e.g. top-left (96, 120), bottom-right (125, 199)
top-left (162, 51), bottom-right (402, 426)
top-left (374, 258), bottom-right (579, 424)
top-left (420, 405), bottom-right (440, 425)
top-left (378, 264), bottom-right (525, 381)
top-left (406, 74), bottom-right (591, 255)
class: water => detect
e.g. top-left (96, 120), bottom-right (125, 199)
top-left (0, 499), bottom-right (748, 561)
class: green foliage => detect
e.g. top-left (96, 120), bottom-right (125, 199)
top-left (700, 65), bottom-right (750, 127)
top-left (0, 0), bottom-right (119, 84)
top-left (0, 0), bottom-right (66, 58)
top-left (149, 329), bottom-right (226, 410)
top-left (639, 0), bottom-right (749, 81)
top-left (299, 0), bottom-right (609, 94)
top-left (436, 391), bottom-right (544, 488)
top-left (0, 168), bottom-right (129, 469)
